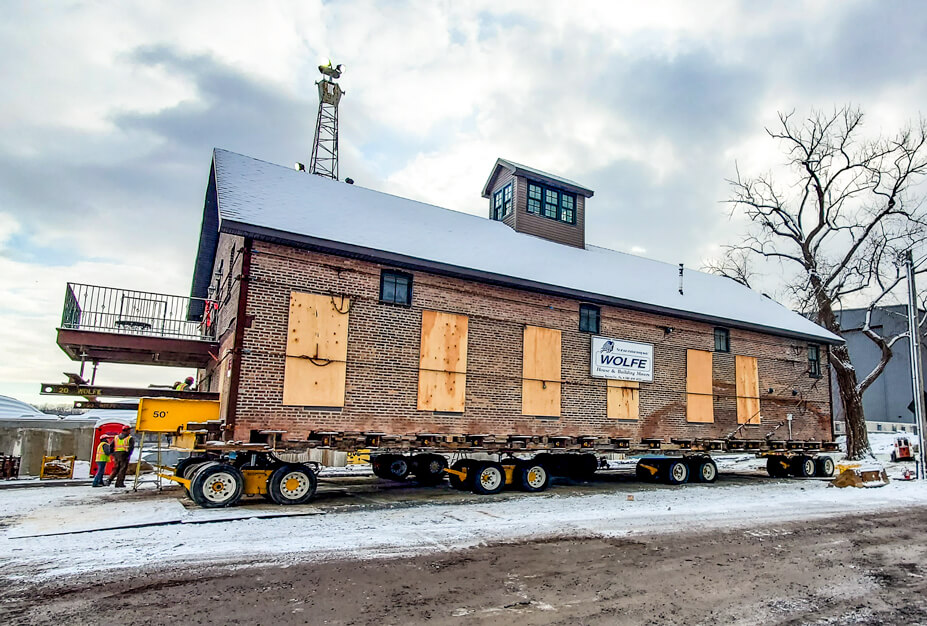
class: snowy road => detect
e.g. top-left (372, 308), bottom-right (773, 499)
top-left (3, 472), bottom-right (927, 582)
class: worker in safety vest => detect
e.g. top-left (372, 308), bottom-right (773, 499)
top-left (107, 426), bottom-right (135, 488)
top-left (173, 376), bottom-right (195, 390)
top-left (91, 434), bottom-right (113, 487)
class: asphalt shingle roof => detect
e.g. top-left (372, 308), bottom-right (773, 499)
top-left (201, 148), bottom-right (841, 344)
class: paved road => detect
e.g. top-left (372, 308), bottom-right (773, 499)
top-left (4, 506), bottom-right (927, 625)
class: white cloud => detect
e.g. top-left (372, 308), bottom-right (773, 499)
top-left (0, 212), bottom-right (20, 251)
top-left (3, 0), bottom-right (927, 405)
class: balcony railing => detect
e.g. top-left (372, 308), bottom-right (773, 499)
top-left (61, 283), bottom-right (217, 341)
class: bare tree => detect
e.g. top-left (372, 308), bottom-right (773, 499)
top-left (710, 106), bottom-right (927, 460)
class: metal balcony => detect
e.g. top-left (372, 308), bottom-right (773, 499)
top-left (56, 283), bottom-right (220, 368)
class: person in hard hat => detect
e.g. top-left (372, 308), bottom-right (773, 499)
top-left (107, 426), bottom-right (135, 488)
top-left (91, 434), bottom-right (114, 488)
top-left (173, 376), bottom-right (195, 390)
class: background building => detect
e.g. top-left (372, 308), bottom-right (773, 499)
top-left (831, 305), bottom-right (926, 436)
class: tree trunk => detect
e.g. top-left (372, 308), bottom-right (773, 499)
top-left (830, 344), bottom-right (873, 460)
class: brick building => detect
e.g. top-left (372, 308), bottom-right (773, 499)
top-left (188, 149), bottom-right (841, 446)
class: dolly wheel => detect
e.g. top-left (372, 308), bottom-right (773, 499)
top-left (569, 453), bottom-right (599, 481)
top-left (518, 463), bottom-right (550, 493)
top-left (386, 456), bottom-right (411, 481)
top-left (790, 455), bottom-right (816, 478)
top-left (371, 455), bottom-right (389, 479)
top-left (413, 454), bottom-right (448, 485)
top-left (176, 458), bottom-right (210, 496)
top-left (448, 460), bottom-right (474, 490)
top-left (190, 463), bottom-right (244, 508)
top-left (471, 461), bottom-right (505, 495)
top-left (635, 460), bottom-right (659, 482)
top-left (766, 456), bottom-right (790, 478)
top-left (814, 456), bottom-right (835, 478)
top-left (268, 464), bottom-right (318, 505)
top-left (696, 459), bottom-right (718, 483)
top-left (665, 460), bottom-right (689, 485)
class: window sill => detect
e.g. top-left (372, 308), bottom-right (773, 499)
top-left (378, 300), bottom-right (412, 308)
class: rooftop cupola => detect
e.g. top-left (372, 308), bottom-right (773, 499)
top-left (481, 158), bottom-right (594, 249)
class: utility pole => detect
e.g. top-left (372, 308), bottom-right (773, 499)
top-left (905, 250), bottom-right (927, 478)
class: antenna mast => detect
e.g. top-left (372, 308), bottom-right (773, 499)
top-left (309, 61), bottom-right (344, 180)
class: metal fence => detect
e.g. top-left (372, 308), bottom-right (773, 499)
top-left (61, 283), bottom-right (217, 341)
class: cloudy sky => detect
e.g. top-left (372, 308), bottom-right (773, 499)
top-left (2, 0), bottom-right (926, 406)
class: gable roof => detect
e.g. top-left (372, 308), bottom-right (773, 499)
top-left (192, 149), bottom-right (841, 344)
top-left (481, 158), bottom-right (594, 198)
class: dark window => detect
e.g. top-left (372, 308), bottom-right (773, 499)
top-left (492, 183), bottom-right (513, 221)
top-left (527, 183), bottom-right (542, 214)
top-left (714, 327), bottom-right (730, 352)
top-left (579, 304), bottom-right (600, 334)
top-left (560, 193), bottom-right (574, 223)
top-left (526, 180), bottom-right (576, 224)
top-left (808, 344), bottom-right (821, 377)
top-left (380, 270), bottom-right (412, 306)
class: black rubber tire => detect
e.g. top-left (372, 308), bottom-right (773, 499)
top-left (184, 460), bottom-right (218, 499)
top-left (371, 455), bottom-right (392, 479)
top-left (517, 462), bottom-right (550, 492)
top-left (412, 453), bottom-right (448, 485)
top-left (471, 461), bottom-right (506, 495)
top-left (665, 459), bottom-right (689, 485)
top-left (384, 455), bottom-right (411, 481)
top-left (190, 463), bottom-right (244, 508)
top-left (267, 464), bottom-right (318, 505)
top-left (692, 458), bottom-right (718, 483)
top-left (568, 453), bottom-right (599, 481)
top-left (173, 456), bottom-right (202, 478)
top-left (790, 455), bottom-right (816, 478)
top-left (635, 459), bottom-right (659, 482)
top-left (175, 457), bottom-right (208, 496)
top-left (766, 456), bottom-right (790, 478)
top-left (814, 456), bottom-right (835, 477)
top-left (448, 459), bottom-right (475, 490)
top-left (535, 453), bottom-right (567, 477)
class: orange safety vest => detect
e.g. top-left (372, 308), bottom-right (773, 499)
top-left (96, 441), bottom-right (110, 463)
top-left (114, 434), bottom-right (131, 453)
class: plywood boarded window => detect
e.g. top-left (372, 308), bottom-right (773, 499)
top-left (283, 292), bottom-right (350, 407)
top-left (522, 326), bottom-right (561, 417)
top-left (686, 349), bottom-right (714, 423)
top-left (607, 379), bottom-right (639, 420)
top-left (417, 310), bottom-right (468, 412)
top-left (736, 355), bottom-right (761, 424)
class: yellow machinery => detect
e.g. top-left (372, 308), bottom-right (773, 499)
top-left (39, 455), bottom-right (76, 480)
top-left (132, 398), bottom-right (319, 508)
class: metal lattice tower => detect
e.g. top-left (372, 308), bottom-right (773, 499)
top-left (309, 63), bottom-right (344, 180)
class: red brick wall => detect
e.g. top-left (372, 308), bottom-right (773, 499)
top-left (229, 240), bottom-right (833, 443)
top-left (201, 233), bottom-right (244, 423)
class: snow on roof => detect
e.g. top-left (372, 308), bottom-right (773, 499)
top-left (79, 409), bottom-right (137, 428)
top-left (481, 158), bottom-right (594, 197)
top-left (209, 149), bottom-right (841, 344)
top-left (0, 395), bottom-right (49, 420)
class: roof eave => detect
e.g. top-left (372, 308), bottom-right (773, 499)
top-left (480, 158), bottom-right (516, 198)
top-left (219, 219), bottom-right (842, 345)
top-left (509, 165), bottom-right (594, 198)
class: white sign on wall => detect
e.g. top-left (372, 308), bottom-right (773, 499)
top-left (590, 336), bottom-right (654, 382)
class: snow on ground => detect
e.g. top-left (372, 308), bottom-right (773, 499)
top-left (836, 432), bottom-right (921, 457)
top-left (2, 475), bottom-right (927, 582)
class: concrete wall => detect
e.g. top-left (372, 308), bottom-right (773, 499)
top-left (0, 420), bottom-right (95, 477)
